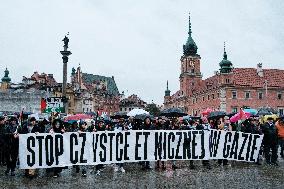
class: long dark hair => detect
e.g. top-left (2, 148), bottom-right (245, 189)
top-left (52, 119), bottom-right (64, 133)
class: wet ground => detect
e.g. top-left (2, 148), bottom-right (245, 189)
top-left (1, 158), bottom-right (284, 189)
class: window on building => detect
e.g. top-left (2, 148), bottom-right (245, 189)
top-left (258, 92), bottom-right (263, 100)
top-left (129, 108), bottom-right (131, 111)
top-left (203, 96), bottom-right (205, 101)
top-left (83, 108), bottom-right (85, 112)
top-left (212, 94), bottom-right (215, 99)
top-left (279, 108), bottom-right (284, 116)
top-left (232, 107), bottom-right (238, 113)
top-left (278, 93), bottom-right (282, 100)
top-left (207, 95), bottom-right (210, 100)
top-left (191, 69), bottom-right (194, 73)
top-left (226, 79), bottom-right (230, 83)
top-left (245, 91), bottom-right (250, 99)
top-left (217, 93), bottom-right (220, 98)
top-left (232, 91), bottom-right (237, 99)
top-left (124, 108), bottom-right (127, 111)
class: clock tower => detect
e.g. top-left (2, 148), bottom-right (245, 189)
top-left (179, 13), bottom-right (202, 97)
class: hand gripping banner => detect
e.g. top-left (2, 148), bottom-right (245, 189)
top-left (19, 130), bottom-right (263, 169)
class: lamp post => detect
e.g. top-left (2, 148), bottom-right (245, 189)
top-left (60, 34), bottom-right (72, 114)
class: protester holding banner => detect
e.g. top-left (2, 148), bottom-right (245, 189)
top-left (262, 117), bottom-right (278, 165)
top-left (155, 117), bottom-right (166, 169)
top-left (199, 117), bottom-right (212, 169)
top-left (217, 116), bottom-right (231, 166)
top-left (114, 118), bottom-right (127, 173)
top-left (77, 122), bottom-right (88, 177)
top-left (19, 117), bottom-right (40, 178)
top-left (141, 117), bottom-right (155, 170)
top-left (49, 119), bottom-right (65, 178)
top-left (94, 120), bottom-right (106, 175)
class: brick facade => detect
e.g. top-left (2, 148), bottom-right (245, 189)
top-left (164, 15), bottom-right (284, 116)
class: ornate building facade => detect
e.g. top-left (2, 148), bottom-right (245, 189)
top-left (164, 14), bottom-right (284, 116)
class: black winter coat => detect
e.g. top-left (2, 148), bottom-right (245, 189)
top-left (261, 123), bottom-right (278, 145)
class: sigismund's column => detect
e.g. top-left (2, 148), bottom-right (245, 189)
top-left (60, 34), bottom-right (72, 114)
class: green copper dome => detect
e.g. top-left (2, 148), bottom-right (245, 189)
top-left (1, 68), bottom-right (11, 82)
top-left (219, 43), bottom-right (233, 73)
top-left (183, 13), bottom-right (198, 56)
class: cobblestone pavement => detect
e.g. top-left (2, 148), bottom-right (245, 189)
top-left (1, 159), bottom-right (284, 189)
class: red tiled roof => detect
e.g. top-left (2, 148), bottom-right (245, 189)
top-left (232, 68), bottom-right (284, 88)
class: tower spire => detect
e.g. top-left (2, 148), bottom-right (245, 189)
top-left (167, 80), bottom-right (169, 90)
top-left (165, 80), bottom-right (171, 97)
top-left (188, 12), bottom-right (192, 36)
top-left (223, 41), bottom-right (227, 60)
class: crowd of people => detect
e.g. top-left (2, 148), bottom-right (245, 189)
top-left (0, 114), bottom-right (284, 179)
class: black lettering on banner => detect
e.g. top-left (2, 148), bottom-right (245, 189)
top-left (36, 135), bottom-right (44, 166)
top-left (99, 133), bottom-right (107, 162)
top-left (27, 136), bottom-right (35, 167)
top-left (154, 132), bottom-right (163, 160)
top-left (70, 133), bottom-right (78, 164)
top-left (116, 132), bottom-right (123, 161)
top-left (143, 132), bottom-right (150, 160)
top-left (192, 131), bottom-right (198, 159)
top-left (183, 132), bottom-right (191, 159)
top-left (199, 131), bottom-right (205, 159)
top-left (54, 135), bottom-right (63, 165)
top-left (124, 132), bottom-right (130, 160)
top-left (175, 132), bottom-right (183, 159)
top-left (135, 132), bottom-right (142, 160)
top-left (108, 132), bottom-right (115, 161)
top-left (210, 130), bottom-right (221, 157)
top-left (223, 132), bottom-right (232, 158)
top-left (163, 132), bottom-right (167, 159)
top-left (250, 135), bottom-right (260, 162)
top-left (245, 134), bottom-right (253, 161)
top-left (238, 133), bottom-right (248, 161)
top-left (92, 134), bottom-right (99, 162)
top-left (79, 133), bottom-right (87, 163)
top-left (45, 135), bottom-right (54, 166)
top-left (168, 132), bottom-right (175, 159)
top-left (229, 132), bottom-right (239, 159)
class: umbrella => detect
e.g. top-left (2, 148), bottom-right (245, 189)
top-left (110, 112), bottom-right (129, 119)
top-left (230, 111), bottom-right (251, 123)
top-left (201, 108), bottom-right (213, 117)
top-left (207, 111), bottom-right (226, 119)
top-left (182, 116), bottom-right (201, 121)
top-left (64, 114), bottom-right (92, 121)
top-left (127, 109), bottom-right (149, 117)
top-left (160, 108), bottom-right (187, 117)
top-left (244, 108), bottom-right (257, 115)
top-left (257, 107), bottom-right (278, 116)
top-left (134, 113), bottom-right (154, 120)
top-left (262, 114), bottom-right (278, 122)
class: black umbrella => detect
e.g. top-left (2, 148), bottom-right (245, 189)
top-left (134, 114), bottom-right (154, 121)
top-left (257, 107), bottom-right (278, 116)
top-left (160, 108), bottom-right (187, 117)
top-left (207, 111), bottom-right (226, 119)
top-left (110, 112), bottom-right (129, 119)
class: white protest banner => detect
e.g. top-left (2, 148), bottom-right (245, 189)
top-left (209, 130), bottom-right (263, 162)
top-left (19, 130), bottom-right (263, 169)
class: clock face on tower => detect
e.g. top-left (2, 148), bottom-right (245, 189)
top-left (189, 60), bottom-right (195, 68)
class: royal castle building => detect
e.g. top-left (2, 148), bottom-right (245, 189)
top-left (164, 14), bottom-right (284, 116)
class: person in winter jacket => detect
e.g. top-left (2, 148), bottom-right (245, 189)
top-left (261, 117), bottom-right (278, 165)
top-left (19, 117), bottom-right (40, 178)
top-left (4, 116), bottom-right (19, 176)
top-left (276, 117), bottom-right (284, 159)
top-left (113, 118), bottom-right (128, 173)
top-left (141, 117), bottom-right (154, 170)
top-left (49, 119), bottom-right (65, 177)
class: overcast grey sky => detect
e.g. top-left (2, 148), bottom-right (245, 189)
top-left (0, 0), bottom-right (284, 104)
